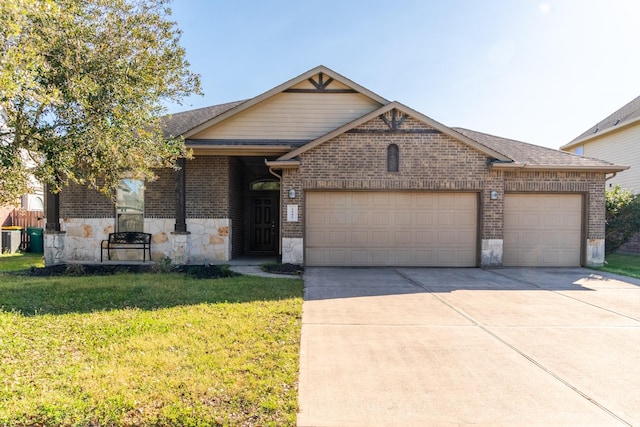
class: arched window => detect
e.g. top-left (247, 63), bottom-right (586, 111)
top-left (250, 179), bottom-right (280, 191)
top-left (387, 144), bottom-right (399, 172)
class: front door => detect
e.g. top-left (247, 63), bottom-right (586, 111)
top-left (250, 195), bottom-right (278, 253)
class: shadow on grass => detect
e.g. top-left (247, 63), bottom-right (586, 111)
top-left (0, 272), bottom-right (303, 317)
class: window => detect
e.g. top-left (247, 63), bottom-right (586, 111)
top-left (116, 179), bottom-right (144, 232)
top-left (387, 144), bottom-right (399, 172)
top-left (250, 179), bottom-right (280, 191)
top-left (574, 146), bottom-right (584, 155)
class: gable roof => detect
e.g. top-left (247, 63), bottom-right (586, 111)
top-left (561, 95), bottom-right (640, 150)
top-left (273, 101), bottom-right (511, 162)
top-left (456, 128), bottom-right (627, 172)
top-left (180, 65), bottom-right (389, 139)
top-left (160, 100), bottom-right (247, 138)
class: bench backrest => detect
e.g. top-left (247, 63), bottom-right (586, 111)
top-left (108, 232), bottom-right (151, 244)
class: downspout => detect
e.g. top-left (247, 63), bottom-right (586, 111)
top-left (268, 166), bottom-right (283, 256)
top-left (605, 172), bottom-right (618, 190)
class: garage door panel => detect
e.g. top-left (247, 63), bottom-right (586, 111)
top-left (394, 211), bottom-right (412, 226)
top-left (416, 212), bottom-right (434, 225)
top-left (306, 192), bottom-right (477, 267)
top-left (416, 231), bottom-right (433, 244)
top-left (373, 212), bottom-right (390, 225)
top-left (504, 194), bottom-right (582, 267)
top-left (395, 231), bottom-right (412, 245)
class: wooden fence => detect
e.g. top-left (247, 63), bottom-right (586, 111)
top-left (8, 209), bottom-right (45, 249)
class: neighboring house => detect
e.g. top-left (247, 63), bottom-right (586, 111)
top-left (46, 66), bottom-right (626, 267)
top-left (0, 107), bottom-right (44, 226)
top-left (561, 95), bottom-right (639, 192)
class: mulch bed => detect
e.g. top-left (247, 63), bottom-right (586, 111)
top-left (23, 264), bottom-right (239, 279)
top-left (261, 263), bottom-right (304, 275)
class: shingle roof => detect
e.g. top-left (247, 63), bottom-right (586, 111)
top-left (160, 100), bottom-right (247, 138)
top-left (159, 99), bottom-right (625, 171)
top-left (453, 127), bottom-right (624, 170)
top-left (567, 95), bottom-right (640, 145)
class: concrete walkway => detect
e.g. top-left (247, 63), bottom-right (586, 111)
top-left (297, 267), bottom-right (640, 426)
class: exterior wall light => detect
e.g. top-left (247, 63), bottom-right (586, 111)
top-left (490, 190), bottom-right (499, 200)
top-left (289, 188), bottom-right (296, 199)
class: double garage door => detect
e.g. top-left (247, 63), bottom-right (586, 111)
top-left (305, 191), bottom-right (583, 267)
top-left (306, 192), bottom-right (477, 267)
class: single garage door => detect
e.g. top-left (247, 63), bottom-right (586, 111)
top-left (503, 194), bottom-right (582, 267)
top-left (305, 192), bottom-right (477, 267)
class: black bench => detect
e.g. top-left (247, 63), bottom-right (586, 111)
top-left (101, 232), bottom-right (152, 262)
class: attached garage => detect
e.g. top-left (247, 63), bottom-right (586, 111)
top-left (305, 191), bottom-right (478, 267)
top-left (503, 194), bottom-right (583, 267)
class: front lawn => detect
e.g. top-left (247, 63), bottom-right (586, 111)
top-left (595, 252), bottom-right (640, 279)
top-left (0, 257), bottom-right (303, 426)
top-left (0, 252), bottom-right (44, 271)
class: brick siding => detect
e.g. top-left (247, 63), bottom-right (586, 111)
top-left (60, 182), bottom-right (113, 218)
top-left (186, 156), bottom-right (230, 218)
top-left (281, 114), bottom-right (607, 243)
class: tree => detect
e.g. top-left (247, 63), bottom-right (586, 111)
top-left (0, 0), bottom-right (201, 204)
top-left (605, 185), bottom-right (640, 254)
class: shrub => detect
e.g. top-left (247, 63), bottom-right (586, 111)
top-left (605, 185), bottom-right (640, 254)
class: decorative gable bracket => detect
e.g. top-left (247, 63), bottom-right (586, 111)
top-left (284, 72), bottom-right (357, 94)
top-left (380, 108), bottom-right (409, 131)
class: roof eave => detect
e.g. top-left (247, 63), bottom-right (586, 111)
top-left (561, 116), bottom-right (640, 150)
top-left (265, 159), bottom-right (300, 169)
top-left (491, 163), bottom-right (629, 173)
top-left (189, 145), bottom-right (294, 156)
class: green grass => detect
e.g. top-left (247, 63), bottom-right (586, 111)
top-left (0, 252), bottom-right (44, 271)
top-left (0, 257), bottom-right (303, 426)
top-left (595, 252), bottom-right (640, 279)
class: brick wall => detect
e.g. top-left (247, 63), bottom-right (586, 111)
top-left (504, 170), bottom-right (605, 239)
top-left (145, 167), bottom-right (175, 218)
top-left (60, 182), bottom-right (113, 218)
top-left (280, 113), bottom-right (607, 244)
top-left (283, 115), bottom-right (488, 239)
top-left (186, 156), bottom-right (229, 218)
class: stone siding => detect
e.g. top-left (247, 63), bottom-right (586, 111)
top-left (59, 217), bottom-right (230, 263)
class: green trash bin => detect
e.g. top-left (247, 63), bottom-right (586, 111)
top-left (27, 227), bottom-right (44, 253)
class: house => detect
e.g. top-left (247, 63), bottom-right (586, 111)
top-left (44, 66), bottom-right (626, 267)
top-left (561, 95), bottom-right (639, 192)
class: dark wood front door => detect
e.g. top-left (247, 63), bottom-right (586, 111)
top-left (250, 195), bottom-right (278, 253)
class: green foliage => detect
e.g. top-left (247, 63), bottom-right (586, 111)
top-left (151, 256), bottom-right (174, 273)
top-left (605, 185), bottom-right (640, 254)
top-left (0, 0), bottom-right (201, 204)
top-left (0, 272), bottom-right (303, 426)
top-left (595, 252), bottom-right (640, 279)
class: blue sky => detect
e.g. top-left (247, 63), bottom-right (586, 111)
top-left (167, 0), bottom-right (640, 149)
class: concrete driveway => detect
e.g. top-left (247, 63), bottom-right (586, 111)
top-left (297, 268), bottom-right (640, 426)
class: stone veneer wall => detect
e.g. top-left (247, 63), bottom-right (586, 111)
top-left (279, 113), bottom-right (608, 266)
top-left (60, 217), bottom-right (230, 263)
top-left (55, 155), bottom-right (235, 263)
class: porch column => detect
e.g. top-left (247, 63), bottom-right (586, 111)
top-left (174, 157), bottom-right (187, 232)
top-left (45, 185), bottom-right (60, 232)
top-left (44, 184), bottom-right (65, 265)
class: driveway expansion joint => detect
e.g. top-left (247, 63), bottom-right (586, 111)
top-left (393, 268), bottom-right (632, 426)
